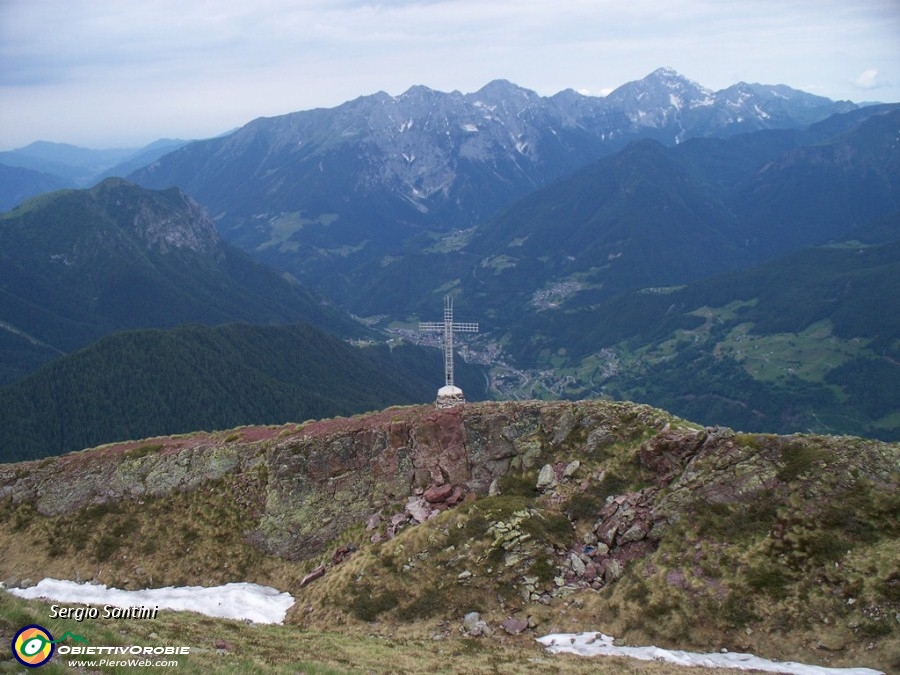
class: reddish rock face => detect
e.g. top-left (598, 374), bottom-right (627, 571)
top-left (412, 408), bottom-right (471, 487)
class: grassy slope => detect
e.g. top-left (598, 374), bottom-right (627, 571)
top-left (0, 592), bottom-right (752, 675)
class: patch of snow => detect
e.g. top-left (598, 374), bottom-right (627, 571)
top-left (462, 123), bottom-right (478, 132)
top-left (753, 104), bottom-right (770, 119)
top-left (537, 632), bottom-right (883, 675)
top-left (473, 101), bottom-right (496, 112)
top-left (6, 579), bottom-right (294, 625)
top-left (669, 93), bottom-right (683, 109)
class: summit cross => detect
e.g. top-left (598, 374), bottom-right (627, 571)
top-left (419, 295), bottom-right (479, 391)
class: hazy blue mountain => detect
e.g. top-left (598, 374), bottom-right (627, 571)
top-left (730, 106), bottom-right (900, 256)
top-left (0, 163), bottom-right (68, 211)
top-left (97, 138), bottom-right (189, 180)
top-left (0, 141), bottom-right (135, 184)
top-left (0, 138), bottom-right (191, 191)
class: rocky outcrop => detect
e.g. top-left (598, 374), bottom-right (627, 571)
top-left (0, 400), bottom-right (674, 560)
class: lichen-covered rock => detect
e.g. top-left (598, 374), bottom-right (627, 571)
top-left (536, 464), bottom-right (557, 491)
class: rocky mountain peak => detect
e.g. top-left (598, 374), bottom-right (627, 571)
top-left (606, 67), bottom-right (714, 117)
top-left (88, 178), bottom-right (220, 255)
top-left (646, 66), bottom-right (707, 91)
top-left (395, 83), bottom-right (442, 101)
top-left (469, 79), bottom-right (537, 105)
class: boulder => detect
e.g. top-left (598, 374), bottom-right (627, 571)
top-left (501, 617), bottom-right (528, 634)
top-left (536, 464), bottom-right (557, 491)
top-left (406, 496), bottom-right (433, 523)
top-left (331, 543), bottom-right (357, 565)
top-left (299, 565), bottom-right (326, 587)
top-left (463, 611), bottom-right (493, 637)
top-left (424, 483), bottom-right (454, 503)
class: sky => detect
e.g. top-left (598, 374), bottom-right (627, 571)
top-left (1, 0), bottom-right (899, 150)
top-left (6, 580), bottom-right (883, 674)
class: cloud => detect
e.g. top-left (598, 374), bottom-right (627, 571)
top-left (854, 68), bottom-right (883, 90)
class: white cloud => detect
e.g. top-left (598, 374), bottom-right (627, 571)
top-left (854, 68), bottom-right (882, 90)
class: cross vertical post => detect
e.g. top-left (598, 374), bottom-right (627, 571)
top-left (419, 295), bottom-right (479, 406)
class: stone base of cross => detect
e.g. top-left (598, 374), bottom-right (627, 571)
top-left (419, 295), bottom-right (478, 407)
top-left (435, 385), bottom-right (466, 408)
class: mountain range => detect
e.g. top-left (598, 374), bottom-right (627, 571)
top-left (1, 68), bottom-right (898, 455)
top-left (0, 138), bottom-right (189, 210)
top-left (128, 68), bottom-right (855, 303)
top-left (301, 103), bottom-right (900, 319)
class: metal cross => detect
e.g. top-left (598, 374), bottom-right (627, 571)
top-left (419, 295), bottom-right (478, 388)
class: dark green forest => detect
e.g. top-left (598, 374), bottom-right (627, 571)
top-left (0, 323), bottom-right (486, 462)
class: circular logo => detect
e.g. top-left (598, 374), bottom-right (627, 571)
top-left (12, 624), bottom-right (55, 668)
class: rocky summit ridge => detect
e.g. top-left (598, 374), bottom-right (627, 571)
top-left (0, 399), bottom-right (897, 672)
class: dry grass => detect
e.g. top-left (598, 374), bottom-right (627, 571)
top-left (0, 590), bottom-right (770, 675)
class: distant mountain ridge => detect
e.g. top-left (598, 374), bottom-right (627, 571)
top-left (0, 163), bottom-right (67, 211)
top-left (0, 138), bottom-right (189, 210)
top-left (129, 68), bottom-right (854, 301)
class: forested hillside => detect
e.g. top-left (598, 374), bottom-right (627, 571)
top-left (0, 322), bottom-right (486, 461)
